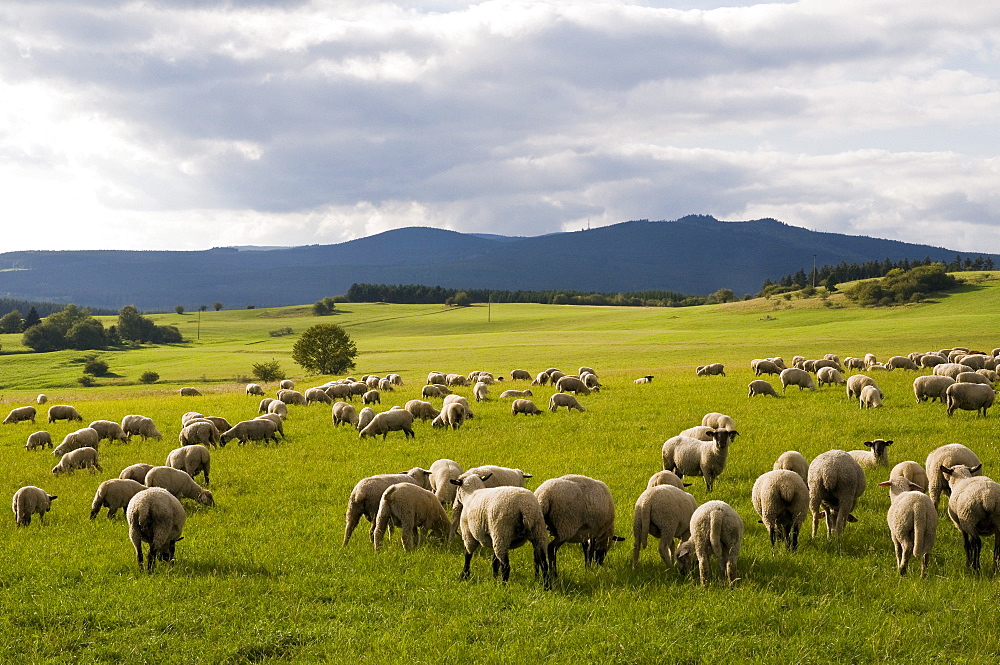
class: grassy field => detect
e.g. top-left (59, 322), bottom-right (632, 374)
top-left (2, 278), bottom-right (1000, 663)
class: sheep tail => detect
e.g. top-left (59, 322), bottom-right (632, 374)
top-left (708, 508), bottom-right (724, 556)
top-left (372, 493), bottom-right (392, 551)
top-left (632, 500), bottom-right (651, 566)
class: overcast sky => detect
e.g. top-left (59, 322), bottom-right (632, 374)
top-left (1, 0), bottom-right (998, 253)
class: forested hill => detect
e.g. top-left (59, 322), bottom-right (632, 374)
top-left (0, 216), bottom-right (992, 310)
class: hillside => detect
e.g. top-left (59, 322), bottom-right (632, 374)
top-left (0, 216), bottom-right (990, 310)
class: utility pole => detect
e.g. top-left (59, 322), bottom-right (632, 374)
top-left (487, 291), bottom-right (491, 323)
top-left (813, 255), bottom-right (817, 288)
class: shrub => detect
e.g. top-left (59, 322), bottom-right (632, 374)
top-left (252, 360), bottom-right (285, 383)
top-left (269, 327), bottom-right (294, 337)
top-left (139, 371), bottom-right (159, 384)
top-left (84, 358), bottom-right (109, 376)
top-left (291, 324), bottom-right (357, 375)
top-left (78, 374), bottom-right (95, 387)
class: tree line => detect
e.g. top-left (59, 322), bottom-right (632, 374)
top-left (3, 304), bottom-right (183, 352)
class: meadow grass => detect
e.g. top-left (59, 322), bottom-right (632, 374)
top-left (1, 278), bottom-right (1000, 662)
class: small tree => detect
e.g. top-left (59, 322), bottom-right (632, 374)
top-left (214, 302), bottom-right (223, 311)
top-left (139, 371), bottom-right (160, 384)
top-left (292, 324), bottom-right (357, 375)
top-left (83, 357), bottom-right (109, 376)
top-left (252, 360), bottom-right (286, 383)
top-left (0, 310), bottom-right (24, 333)
top-left (175, 305), bottom-right (185, 315)
top-left (23, 307), bottom-right (41, 329)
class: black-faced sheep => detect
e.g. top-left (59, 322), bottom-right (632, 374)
top-left (534, 474), bottom-right (619, 577)
top-left (940, 464), bottom-right (1000, 571)
top-left (807, 450), bottom-right (865, 537)
top-left (632, 484), bottom-right (697, 567)
top-left (675, 500), bottom-right (743, 586)
top-left (127, 487), bottom-right (186, 572)
top-left (12, 486), bottom-right (56, 526)
top-left (877, 476), bottom-right (937, 577)
top-left (343, 468), bottom-right (432, 545)
top-left (848, 438), bottom-right (893, 468)
top-left (634, 375), bottom-right (655, 384)
top-left (661, 429), bottom-right (738, 492)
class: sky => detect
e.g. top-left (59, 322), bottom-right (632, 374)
top-left (1, 0), bottom-right (998, 253)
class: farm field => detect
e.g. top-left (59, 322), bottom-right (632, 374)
top-left (2, 277), bottom-right (1000, 663)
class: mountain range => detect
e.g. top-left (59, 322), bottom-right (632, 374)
top-left (0, 215), bottom-right (992, 311)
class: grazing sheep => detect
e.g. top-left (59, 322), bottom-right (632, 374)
top-left (47, 404), bottom-right (82, 423)
top-left (343, 468), bottom-right (432, 545)
top-left (4, 406), bottom-right (37, 424)
top-left (934, 363), bottom-right (973, 380)
top-left (257, 398), bottom-right (275, 413)
top-left (365, 375), bottom-right (381, 389)
top-left (846, 374), bottom-right (877, 399)
top-left (701, 412), bottom-right (735, 431)
top-left (510, 369), bottom-right (532, 381)
top-left (276, 389), bottom-right (307, 406)
top-left (926, 443), bottom-right (983, 508)
top-left (751, 360), bottom-right (781, 376)
top-left (404, 399), bottom-right (440, 422)
top-left (817, 367), bottom-right (847, 387)
top-left (36, 394), bottom-right (47, 405)
top-left (887, 356), bottom-right (920, 371)
top-left (253, 414), bottom-right (285, 440)
top-left (220, 419), bottom-right (280, 446)
top-left (920, 354), bottom-right (947, 368)
top-left (166, 445), bottom-right (211, 484)
top-left (555, 376), bottom-right (593, 395)
top-left (90, 479), bottom-right (146, 520)
top-left (120, 463), bottom-right (155, 483)
top-left (429, 459), bottom-right (464, 507)
top-left (431, 402), bottom-right (467, 429)
top-left (945, 382), bottom-right (995, 416)
top-left (848, 439), bottom-right (893, 468)
top-left (52, 446), bottom-right (102, 474)
top-left (675, 500), bottom-right (744, 586)
top-left (499, 389), bottom-right (533, 399)
top-left (331, 401), bottom-right (360, 427)
top-left (748, 380), bottom-right (780, 397)
top-left (773, 451), bottom-right (809, 485)
top-left (279, 379), bottom-right (294, 390)
top-left (180, 411), bottom-right (205, 427)
top-left (356, 407), bottom-right (376, 432)
top-left (362, 390), bottom-right (381, 405)
top-left (127, 487), bottom-right (186, 572)
top-left (863, 353), bottom-right (877, 367)
top-left (978, 369), bottom-right (1000, 383)
top-left (940, 464), bottom-right (1000, 572)
top-left (632, 484), bottom-right (697, 568)
top-left (422, 384), bottom-right (450, 399)
top-left (634, 375), bottom-right (655, 384)
top-left (178, 387), bottom-right (201, 397)
top-left (531, 371), bottom-right (550, 386)
top-left (752, 470), bottom-right (809, 550)
top-left (12, 486), bottom-right (57, 526)
top-left (385, 373), bottom-right (403, 386)
top-left (25, 431), bottom-right (53, 451)
top-left (89, 420), bottom-right (128, 444)
top-left (144, 466), bottom-right (214, 506)
top-left (359, 410), bottom-right (416, 439)
top-left (877, 476), bottom-right (937, 577)
top-left (913, 375), bottom-right (956, 403)
top-left (442, 394), bottom-right (475, 419)
top-left (535, 474), bottom-right (619, 576)
top-left (549, 392), bottom-right (586, 413)
top-left (262, 399), bottom-right (287, 421)
top-left (890, 461), bottom-right (929, 493)
top-left (53, 427), bottom-right (100, 457)
top-left (581, 373), bottom-right (601, 389)
top-left (444, 373), bottom-right (468, 387)
top-left (696, 363), bottom-right (726, 377)
top-left (511, 399), bottom-right (543, 416)
top-left (844, 357), bottom-right (866, 371)
top-left (678, 425), bottom-right (718, 441)
top-left (859, 385), bottom-right (883, 409)
top-left (780, 368), bottom-right (816, 392)
top-left (178, 421), bottom-right (220, 448)
top-left (121, 415), bottom-right (162, 442)
top-left (373, 483), bottom-right (452, 551)
top-left (646, 470), bottom-right (688, 490)
top-left (304, 387), bottom-right (332, 405)
top-left (245, 383), bottom-right (265, 396)
top-left (807, 450), bottom-right (866, 537)
top-left (661, 429), bottom-right (739, 492)
top-left (957, 371), bottom-right (993, 386)
top-left (473, 381), bottom-right (489, 402)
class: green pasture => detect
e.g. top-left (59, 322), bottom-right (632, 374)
top-left (1, 277), bottom-right (1000, 663)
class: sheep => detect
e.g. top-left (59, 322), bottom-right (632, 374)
top-left (258, 397), bottom-right (275, 413)
top-left (890, 461), bottom-right (929, 493)
top-left (773, 451), bottom-right (809, 485)
top-left (356, 407), bottom-right (376, 432)
top-left (359, 410), bottom-right (416, 439)
top-left (926, 443), bottom-right (983, 508)
top-left (848, 438), bottom-right (893, 468)
top-left (445, 373), bottom-right (469, 387)
top-left (675, 500), bottom-right (744, 586)
top-left (809, 359), bottom-right (842, 373)
top-left (36, 394), bottom-right (47, 405)
top-left (166, 445), bottom-right (211, 484)
top-left (52, 446), bottom-right (102, 474)
top-left (386, 373), bottom-right (403, 386)
top-left (426, 372), bottom-right (447, 385)
top-left (555, 376), bottom-right (593, 395)
top-left (945, 382), bottom-right (995, 416)
top-left (817, 367), bottom-right (847, 387)
top-left (748, 380), bottom-right (780, 398)
top-left (89, 420), bottom-right (128, 444)
top-left (678, 425), bottom-right (717, 441)
top-left (549, 392), bottom-right (586, 413)
top-left (511, 399), bottom-right (543, 416)
top-left (751, 470), bottom-right (809, 550)
top-left (245, 383), bottom-right (265, 396)
top-left (920, 353), bottom-right (947, 368)
top-left (499, 389), bottom-right (533, 399)
top-left (846, 374), bottom-right (877, 399)
top-left (12, 486), bottom-right (57, 526)
top-left (343, 467), bottom-right (432, 545)
top-left (304, 387), bottom-right (332, 405)
top-left (958, 354), bottom-right (988, 370)
top-left (701, 412), bottom-right (735, 431)
top-left (279, 379), bottom-right (294, 390)
top-left (887, 356), bottom-right (920, 371)
top-left (935, 363), bottom-right (973, 380)
top-left (47, 404), bottom-right (82, 423)
top-left (373, 483), bottom-right (452, 551)
top-left (180, 411), bottom-right (205, 427)
top-left (267, 399), bottom-right (289, 420)
top-left (432, 402), bottom-right (467, 429)
top-left (422, 384), bottom-right (449, 399)
top-left (940, 464), bottom-right (1000, 572)
top-left (90, 479), bottom-right (146, 519)
top-left (144, 466), bottom-right (215, 507)
top-left (535, 474), bottom-right (619, 576)
top-left (120, 463), bottom-right (155, 484)
top-left (957, 371), bottom-right (993, 386)
top-left (127, 487), bottom-right (186, 572)
top-left (751, 359), bottom-right (781, 376)
top-left (463, 465), bottom-right (533, 488)
top-left (328, 401), bottom-right (356, 427)
top-left (362, 390), bottom-right (381, 405)
top-left (531, 372), bottom-right (550, 386)
top-left (178, 421), bottom-right (220, 448)
top-left (632, 484), bottom-right (697, 568)
top-left (634, 375), bottom-right (655, 384)
top-left (429, 459), bottom-right (464, 507)
top-left (365, 375), bottom-right (382, 389)
top-left (859, 385), bottom-right (883, 409)
top-left (978, 369), bottom-right (1000, 383)
top-left (646, 470), bottom-right (688, 490)
top-left (780, 368), bottom-right (816, 392)
top-left (844, 357), bottom-right (866, 371)
top-left (276, 389), bottom-right (307, 406)
top-left (442, 394), bottom-right (474, 419)
top-left (448, 472), bottom-right (550, 586)
top-left (25, 431), bottom-right (53, 451)
top-left (377, 378), bottom-right (394, 392)
top-left (913, 375), bottom-right (956, 403)
top-left (4, 406), bottom-right (37, 424)
top-left (695, 363), bottom-right (725, 377)
top-left (863, 353), bottom-right (877, 367)
top-left (178, 387), bottom-right (201, 397)
top-left (254, 414), bottom-right (285, 439)
top-left (220, 419), bottom-right (280, 446)
top-left (807, 450), bottom-right (866, 537)
top-left (121, 415), bottom-right (162, 442)
top-left (52, 427), bottom-right (100, 457)
top-left (661, 429), bottom-right (739, 492)
top-left (876, 476), bottom-right (937, 577)
top-left (473, 381), bottom-right (489, 402)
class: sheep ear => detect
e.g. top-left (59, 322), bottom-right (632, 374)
top-left (612, 536), bottom-right (626, 542)
top-left (908, 481), bottom-right (922, 491)
top-left (847, 514), bottom-right (858, 523)
top-left (877, 480), bottom-right (892, 487)
top-left (683, 483), bottom-right (692, 488)
top-left (863, 441), bottom-right (874, 448)
top-left (480, 473), bottom-right (493, 482)
top-left (884, 440), bottom-right (893, 446)
top-left (449, 479), bottom-right (462, 487)
top-left (48, 495), bottom-right (58, 500)
top-left (522, 473), bottom-right (533, 479)
top-left (940, 465), bottom-right (954, 476)
top-left (971, 464), bottom-right (983, 474)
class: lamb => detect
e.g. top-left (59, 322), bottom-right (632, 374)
top-left (780, 368), bottom-right (816, 392)
top-left (279, 379), bottom-right (294, 390)
top-left (25, 431), bottom-right (53, 451)
top-left (373, 483), bottom-right (452, 551)
top-left (178, 421), bottom-right (221, 448)
top-left (531, 371), bottom-right (550, 386)
top-left (646, 470), bottom-right (687, 490)
top-left (817, 367), bottom-right (847, 387)
top-left (266, 399), bottom-right (289, 420)
top-left (945, 382), bottom-right (995, 416)
top-left (36, 394), bottom-right (47, 404)
top-left (431, 401), bottom-right (467, 429)
top-left (245, 383), bottom-right (265, 396)
top-left (511, 399), bottom-right (543, 416)
top-left (534, 474), bottom-right (619, 577)
top-left (220, 419), bottom-right (280, 446)
top-left (89, 420), bottom-right (128, 444)
top-left (121, 415), bottom-right (162, 441)
top-left (276, 389), bottom-right (307, 406)
top-left (751, 470), bottom-right (809, 550)
top-left (940, 464), bottom-right (1000, 571)
top-left (549, 392), bottom-right (586, 413)
top-left (356, 407), bottom-right (376, 431)
top-left (363, 390), bottom-right (381, 405)
top-left (473, 381), bottom-right (489, 402)
top-left (52, 427), bottom-right (100, 457)
top-left (696, 363), bottom-right (726, 377)
top-left (748, 380), bottom-right (780, 397)
top-left (913, 375), bottom-right (956, 403)
top-left (634, 375), bottom-right (655, 384)
top-left (343, 467), bottom-right (432, 545)
top-left (422, 384), bottom-right (449, 399)
top-left (859, 385), bottom-right (883, 409)
top-left (448, 472), bottom-right (550, 586)
top-left (846, 374), bottom-right (877, 399)
top-left (848, 438), bottom-right (893, 468)
top-left (876, 476), bottom-right (937, 577)
top-left (807, 450), bottom-right (866, 537)
top-left (926, 443), bottom-right (983, 508)
top-left (144, 466), bottom-right (215, 506)
top-left (429, 459), bottom-right (464, 507)
top-left (701, 412), bottom-right (735, 431)
top-left (661, 429), bottom-right (739, 492)
top-left (90, 479), bottom-right (146, 519)
top-left (632, 485), bottom-right (697, 567)
top-left (51, 446), bottom-right (102, 474)
top-left (890, 461), bottom-right (929, 493)
top-left (47, 404), bottom-right (82, 423)
top-left (178, 387), bottom-right (202, 397)
top-left (555, 376), bottom-right (594, 395)
top-left (359, 409), bottom-right (416, 439)
top-left (4, 406), bottom-right (37, 424)
top-left (127, 487), bottom-right (186, 572)
top-left (166, 445), bottom-right (211, 484)
top-left (120, 463), bottom-right (155, 483)
top-left (304, 387), bottom-right (333, 405)
top-left (12, 486), bottom-right (57, 526)
top-left (675, 500), bottom-right (744, 586)
top-left (751, 360), bottom-right (781, 376)
top-left (773, 451), bottom-right (809, 484)
top-left (499, 389), bottom-right (533, 399)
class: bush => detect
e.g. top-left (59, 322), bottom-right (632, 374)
top-left (84, 358), bottom-right (109, 376)
top-left (77, 374), bottom-right (95, 387)
top-left (252, 360), bottom-right (285, 383)
top-left (269, 327), bottom-right (294, 337)
top-left (139, 371), bottom-right (159, 384)
top-left (291, 324), bottom-right (357, 375)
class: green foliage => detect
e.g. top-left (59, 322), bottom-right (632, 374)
top-left (21, 304), bottom-right (108, 352)
top-left (83, 357), bottom-right (109, 376)
top-left (76, 374), bottom-right (95, 387)
top-left (291, 323), bottom-right (357, 375)
top-left (269, 327), bottom-right (294, 337)
top-left (252, 359), bottom-right (285, 383)
top-left (139, 370), bottom-right (159, 384)
top-left (445, 291), bottom-right (471, 307)
top-left (117, 305), bottom-right (184, 344)
top-left (214, 302), bottom-right (223, 311)
top-left (845, 264), bottom-right (959, 306)
top-left (312, 297), bottom-right (337, 315)
top-left (0, 309), bottom-right (24, 333)
top-left (706, 288), bottom-right (736, 304)
top-left (23, 306), bottom-right (41, 329)
top-left (175, 305), bottom-right (185, 314)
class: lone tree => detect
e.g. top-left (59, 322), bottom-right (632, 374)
top-left (251, 359), bottom-right (285, 383)
top-left (291, 323), bottom-right (357, 375)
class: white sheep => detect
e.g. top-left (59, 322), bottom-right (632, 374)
top-left (166, 445), bottom-right (211, 484)
top-left (422, 384), bottom-right (449, 399)
top-left (279, 379), bottom-right (294, 390)
top-left (700, 412), bottom-right (735, 431)
top-left (25, 431), bottom-right (53, 451)
top-left (89, 420), bottom-right (128, 444)
top-left (876, 476), bottom-right (937, 577)
top-left (773, 451), bottom-right (809, 485)
top-left (431, 401), bottom-right (467, 429)
top-left (646, 470), bottom-right (688, 490)
top-left (845, 374), bottom-right (877, 399)
top-left (276, 389), bottom-right (307, 406)
top-left (473, 381), bottom-right (489, 402)
top-left (245, 383), bottom-right (265, 396)
top-left (36, 394), bottom-right (47, 405)
top-left (751, 360), bottom-right (781, 376)
top-left (555, 376), bottom-right (594, 395)
top-left (144, 466), bottom-right (215, 506)
top-left (939, 464), bottom-right (1000, 571)
top-left (90, 479), bottom-right (146, 519)
top-left (120, 463), bottom-right (155, 484)
top-left (373, 483), bottom-right (451, 551)
top-left (52, 427), bottom-right (100, 457)
top-left (386, 373), bottom-right (403, 386)
top-left (807, 450), bottom-right (865, 537)
top-left (912, 375), bottom-right (956, 403)
top-left (331, 401), bottom-right (360, 427)
top-left (178, 421), bottom-right (221, 448)
top-left (848, 438), bottom-right (893, 468)
top-left (362, 389), bottom-right (381, 405)
top-left (254, 414), bottom-right (285, 440)
top-left (661, 429), bottom-right (739, 492)
top-left (12, 486), bottom-right (57, 526)
top-left (343, 468), bottom-right (432, 545)
top-left (3, 406), bottom-right (37, 425)
top-left (52, 446), bottom-right (102, 474)
top-left (534, 474), bottom-right (619, 576)
top-left (751, 470), bottom-right (808, 550)
top-left (356, 406), bottom-right (376, 431)
top-left (121, 415), bottom-right (162, 442)
top-left (549, 392), bottom-right (586, 413)
top-left (429, 458), bottom-right (464, 507)
top-left (859, 384), bottom-right (883, 409)
top-left (887, 356), bottom-right (920, 371)
top-left (442, 394), bottom-right (474, 419)
top-left (945, 382), bottom-right (995, 416)
top-left (499, 389), bottom-right (533, 399)
top-left (695, 363), bottom-right (726, 377)
top-left (511, 399), bottom-right (543, 416)
top-left (304, 387), bottom-right (333, 405)
top-left (267, 399), bottom-right (290, 422)
top-left (748, 380), bottom-right (779, 397)
top-left (934, 362), bottom-right (973, 380)
top-left (510, 369), bottom-right (532, 381)
top-left (675, 500), bottom-right (743, 586)
top-left (632, 484), bottom-right (697, 567)
top-left (47, 404), bottom-right (83, 423)
top-left (220, 419), bottom-right (280, 446)
top-left (780, 368), bottom-right (816, 392)
top-left (359, 410), bottom-right (416, 439)
top-left (926, 443), bottom-right (983, 508)
top-left (890, 461), bottom-right (929, 493)
top-left (817, 366), bottom-right (847, 387)
top-left (178, 387), bottom-right (202, 397)
top-left (127, 487), bottom-right (186, 572)
top-left (531, 371), bottom-right (550, 386)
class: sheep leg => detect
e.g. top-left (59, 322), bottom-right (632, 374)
top-left (963, 531), bottom-right (981, 571)
top-left (789, 524), bottom-right (800, 552)
top-left (656, 535), bottom-right (674, 566)
top-left (495, 549), bottom-right (512, 582)
top-left (460, 548), bottom-right (476, 580)
top-left (547, 541), bottom-right (561, 578)
top-left (343, 504), bottom-right (364, 546)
